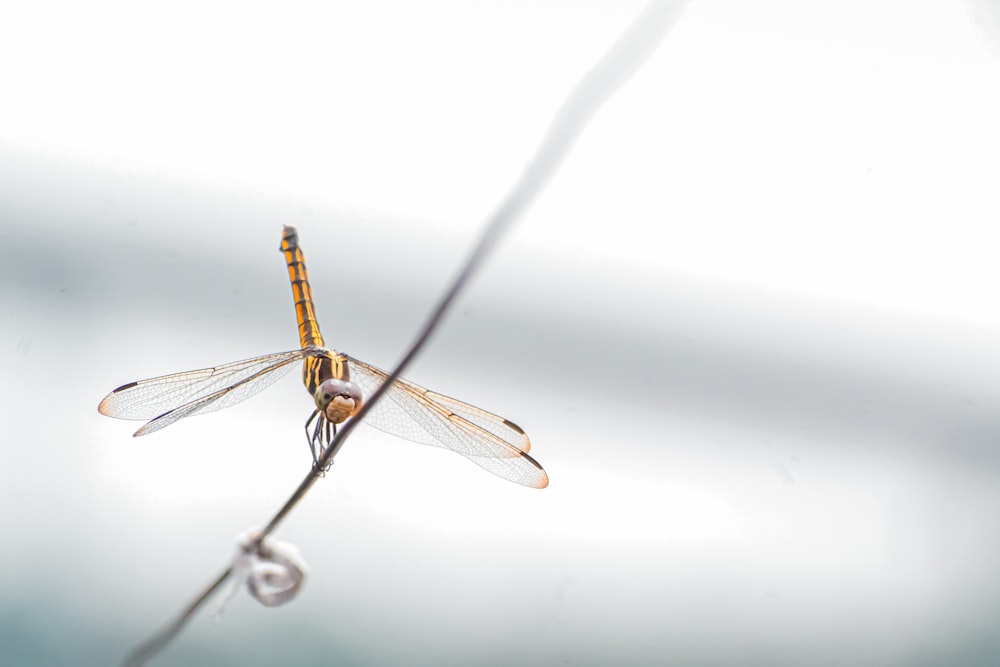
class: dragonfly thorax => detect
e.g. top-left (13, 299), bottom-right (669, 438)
top-left (315, 378), bottom-right (363, 424)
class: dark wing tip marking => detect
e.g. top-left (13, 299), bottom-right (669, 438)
top-left (132, 417), bottom-right (163, 437)
top-left (500, 418), bottom-right (531, 453)
top-left (518, 450), bottom-right (549, 489)
top-left (502, 418), bottom-right (526, 435)
top-left (98, 381), bottom-right (138, 415)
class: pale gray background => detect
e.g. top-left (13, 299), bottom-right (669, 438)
top-left (3, 1), bottom-right (1000, 665)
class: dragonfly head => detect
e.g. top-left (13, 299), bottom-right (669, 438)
top-left (315, 378), bottom-right (363, 424)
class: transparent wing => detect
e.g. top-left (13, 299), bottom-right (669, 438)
top-left (346, 356), bottom-right (548, 489)
top-left (98, 348), bottom-right (319, 435)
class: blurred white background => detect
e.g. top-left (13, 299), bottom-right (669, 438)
top-left (3, 1), bottom-right (1000, 665)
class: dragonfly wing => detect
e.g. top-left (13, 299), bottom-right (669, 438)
top-left (423, 391), bottom-right (531, 453)
top-left (346, 357), bottom-right (548, 488)
top-left (460, 449), bottom-right (548, 490)
top-left (99, 348), bottom-right (318, 434)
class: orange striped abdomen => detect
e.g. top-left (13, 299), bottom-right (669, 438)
top-left (280, 225), bottom-right (325, 349)
top-left (280, 226), bottom-right (352, 402)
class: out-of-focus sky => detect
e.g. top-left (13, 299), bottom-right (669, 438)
top-left (3, 1), bottom-right (1000, 665)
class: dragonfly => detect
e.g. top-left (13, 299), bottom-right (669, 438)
top-left (98, 226), bottom-right (548, 489)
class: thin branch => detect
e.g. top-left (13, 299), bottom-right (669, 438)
top-left (123, 2), bottom-right (689, 664)
top-left (123, 567), bottom-right (233, 667)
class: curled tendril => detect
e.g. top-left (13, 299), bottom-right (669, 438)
top-left (215, 530), bottom-right (308, 616)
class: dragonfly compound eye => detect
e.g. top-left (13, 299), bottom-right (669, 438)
top-left (316, 378), bottom-right (363, 424)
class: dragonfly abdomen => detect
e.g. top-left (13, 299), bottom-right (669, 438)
top-left (280, 225), bottom-right (325, 349)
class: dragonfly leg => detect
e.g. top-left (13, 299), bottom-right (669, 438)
top-left (312, 419), bottom-right (327, 463)
top-left (304, 409), bottom-right (318, 438)
top-left (319, 420), bottom-right (336, 472)
top-left (304, 409), bottom-right (322, 465)
top-left (303, 411), bottom-right (341, 473)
